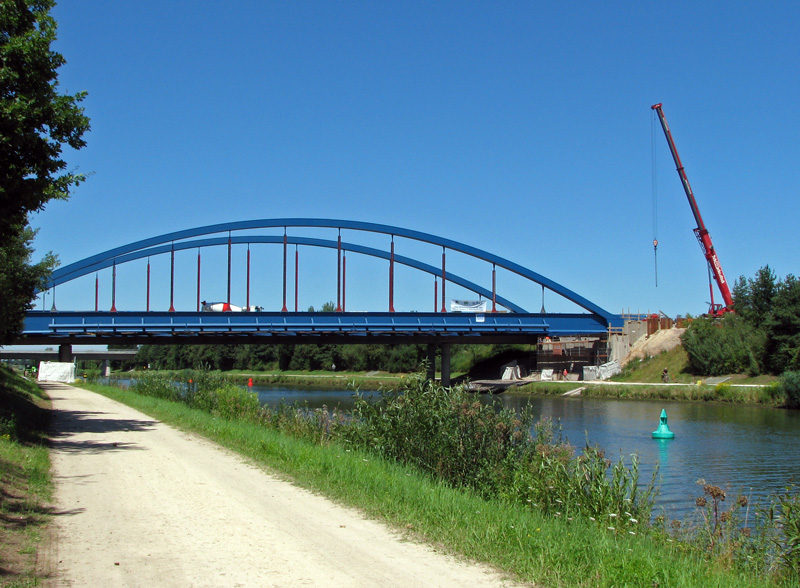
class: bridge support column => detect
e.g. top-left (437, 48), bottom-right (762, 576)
top-left (426, 344), bottom-right (436, 382)
top-left (102, 359), bottom-right (111, 377)
top-left (440, 343), bottom-right (451, 388)
top-left (58, 344), bottom-right (73, 363)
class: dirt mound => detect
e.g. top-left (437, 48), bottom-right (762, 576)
top-left (622, 328), bottom-right (685, 366)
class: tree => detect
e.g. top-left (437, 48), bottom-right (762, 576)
top-left (764, 275), bottom-right (800, 373)
top-left (735, 265), bottom-right (778, 327)
top-left (1, 0), bottom-right (90, 342)
top-left (681, 314), bottom-right (763, 376)
top-left (0, 223), bottom-right (54, 341)
top-left (710, 265), bottom-right (800, 375)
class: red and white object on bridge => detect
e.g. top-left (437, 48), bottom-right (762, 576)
top-left (201, 301), bottom-right (263, 312)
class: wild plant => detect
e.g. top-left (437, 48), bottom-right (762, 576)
top-left (0, 414), bottom-right (16, 441)
top-left (659, 480), bottom-right (800, 581)
top-left (258, 401), bottom-right (349, 445)
top-left (130, 370), bottom-right (262, 422)
top-left (764, 487), bottom-right (800, 581)
top-left (507, 427), bottom-right (657, 530)
top-left (345, 372), bottom-right (535, 497)
top-left (211, 383), bottom-right (261, 421)
top-left (781, 371), bottom-right (800, 409)
top-left (690, 481), bottom-right (750, 557)
top-left (760, 381), bottom-right (784, 404)
top-left (344, 373), bottom-right (657, 526)
top-left (131, 371), bottom-right (181, 401)
top-left (715, 382), bottom-right (733, 401)
top-left (181, 370), bottom-right (229, 404)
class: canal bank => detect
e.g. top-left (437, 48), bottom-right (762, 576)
top-left (115, 368), bottom-right (782, 405)
top-left (514, 379), bottom-right (784, 406)
top-left (245, 382), bottom-right (800, 521)
top-left (119, 369), bottom-right (411, 391)
top-left (75, 380), bottom-right (777, 587)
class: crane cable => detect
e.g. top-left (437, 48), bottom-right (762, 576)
top-left (651, 110), bottom-right (659, 287)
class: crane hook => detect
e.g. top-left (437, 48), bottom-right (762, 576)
top-left (653, 239), bottom-right (659, 287)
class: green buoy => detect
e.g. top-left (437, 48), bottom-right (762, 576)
top-left (652, 409), bottom-right (675, 439)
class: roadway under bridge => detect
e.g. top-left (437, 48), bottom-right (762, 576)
top-left (0, 349), bottom-right (137, 362)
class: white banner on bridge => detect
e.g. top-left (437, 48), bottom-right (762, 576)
top-left (450, 300), bottom-right (488, 313)
top-left (37, 361), bottom-right (75, 383)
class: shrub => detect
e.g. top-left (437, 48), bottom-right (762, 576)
top-left (0, 414), bottom-right (16, 441)
top-left (131, 370), bottom-right (262, 421)
top-left (771, 489), bottom-right (800, 579)
top-left (211, 383), bottom-right (261, 421)
top-left (760, 381), bottom-right (784, 404)
top-left (715, 382), bottom-right (732, 400)
top-left (260, 402), bottom-right (348, 445)
top-left (506, 424), bottom-right (657, 528)
top-left (781, 371), bottom-right (800, 409)
top-left (681, 315), bottom-right (764, 376)
top-left (131, 372), bottom-right (181, 401)
top-left (345, 373), bottom-right (535, 497)
top-left (345, 374), bottom-right (657, 525)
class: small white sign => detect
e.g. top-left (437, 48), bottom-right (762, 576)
top-left (476, 314), bottom-right (485, 323)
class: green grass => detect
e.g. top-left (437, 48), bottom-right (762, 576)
top-left (506, 345), bottom-right (783, 406)
top-left (614, 345), bottom-right (778, 387)
top-left (81, 380), bottom-right (777, 587)
top-left (0, 367), bottom-right (53, 587)
top-left (514, 379), bottom-right (785, 406)
top-left (117, 368), bottom-right (412, 390)
top-left (615, 346), bottom-right (695, 384)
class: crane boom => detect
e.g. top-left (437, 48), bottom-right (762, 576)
top-left (651, 103), bottom-right (734, 316)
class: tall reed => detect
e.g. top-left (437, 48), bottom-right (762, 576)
top-left (345, 373), bottom-right (657, 526)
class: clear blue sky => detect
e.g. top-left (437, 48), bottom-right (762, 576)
top-left (29, 0), bottom-right (800, 317)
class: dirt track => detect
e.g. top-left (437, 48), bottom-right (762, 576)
top-left (41, 383), bottom-right (520, 587)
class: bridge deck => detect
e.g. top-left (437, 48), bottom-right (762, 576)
top-left (19, 311), bottom-right (616, 345)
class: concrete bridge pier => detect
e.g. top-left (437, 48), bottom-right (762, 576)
top-left (59, 343), bottom-right (73, 363)
top-left (425, 344), bottom-right (451, 387)
top-left (441, 344), bottom-right (451, 388)
top-left (102, 360), bottom-right (111, 377)
top-left (426, 345), bottom-right (436, 382)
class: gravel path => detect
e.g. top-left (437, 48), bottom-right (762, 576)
top-left (41, 383), bottom-right (522, 587)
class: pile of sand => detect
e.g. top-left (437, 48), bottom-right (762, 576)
top-left (622, 327), bottom-right (685, 366)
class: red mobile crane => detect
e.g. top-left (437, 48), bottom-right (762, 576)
top-left (651, 103), bottom-right (734, 317)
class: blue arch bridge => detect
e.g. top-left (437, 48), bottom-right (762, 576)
top-left (17, 219), bottom-right (623, 384)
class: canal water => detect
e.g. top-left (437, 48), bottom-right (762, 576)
top-left (253, 385), bottom-right (800, 519)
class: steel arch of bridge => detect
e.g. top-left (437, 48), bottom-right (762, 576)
top-left (44, 218), bottom-right (616, 323)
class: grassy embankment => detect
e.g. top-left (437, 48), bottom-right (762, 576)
top-left (115, 369), bottom-right (411, 391)
top-left (77, 378), bottom-right (779, 588)
top-left (118, 344), bottom-right (785, 405)
top-left (0, 367), bottom-right (52, 587)
top-left (514, 345), bottom-right (785, 406)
